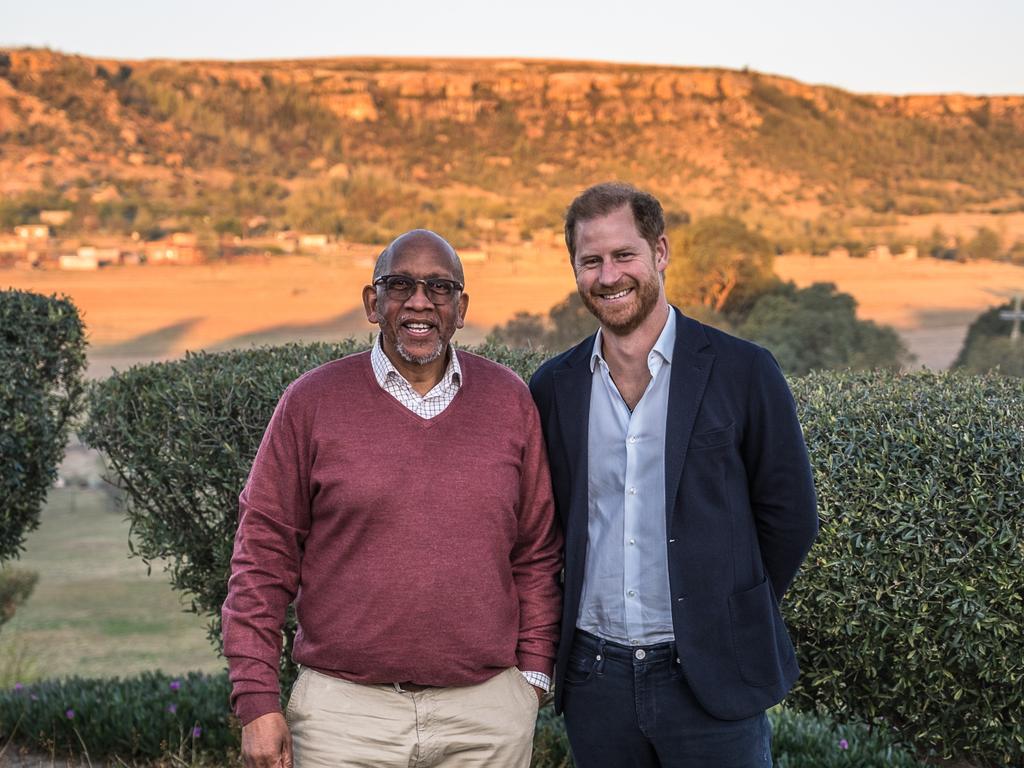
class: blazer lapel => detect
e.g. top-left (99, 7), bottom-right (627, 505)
top-left (664, 310), bottom-right (715, 536)
top-left (552, 336), bottom-right (595, 569)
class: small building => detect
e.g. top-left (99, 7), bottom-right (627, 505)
top-left (76, 245), bottom-right (121, 267)
top-left (0, 235), bottom-right (27, 255)
top-left (145, 239), bottom-right (203, 265)
top-left (40, 210), bottom-right (73, 227)
top-left (459, 249), bottom-right (488, 263)
top-left (170, 232), bottom-right (198, 247)
top-left (299, 233), bottom-right (329, 249)
top-left (59, 253), bottom-right (99, 270)
top-left (827, 246), bottom-right (850, 260)
top-left (866, 245), bottom-right (892, 261)
top-left (15, 224), bottom-right (51, 240)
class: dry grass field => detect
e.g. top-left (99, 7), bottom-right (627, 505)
top-left (2, 244), bottom-right (578, 379)
top-left (5, 248), bottom-right (1024, 374)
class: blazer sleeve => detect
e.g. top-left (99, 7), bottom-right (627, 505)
top-left (741, 347), bottom-right (818, 600)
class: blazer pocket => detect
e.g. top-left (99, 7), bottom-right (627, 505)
top-left (728, 577), bottom-right (783, 688)
top-left (689, 422), bottom-right (734, 451)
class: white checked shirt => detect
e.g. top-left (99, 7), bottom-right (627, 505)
top-left (369, 335), bottom-right (551, 693)
top-left (370, 335), bottom-right (463, 418)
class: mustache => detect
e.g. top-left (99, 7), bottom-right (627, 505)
top-left (590, 278), bottom-right (635, 295)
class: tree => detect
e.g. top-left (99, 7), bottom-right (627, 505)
top-left (964, 227), bottom-right (1001, 260)
top-left (735, 282), bottom-right (908, 375)
top-left (665, 216), bottom-right (775, 314)
top-left (488, 291), bottom-right (598, 351)
top-left (953, 300), bottom-right (1024, 375)
top-left (0, 290), bottom-right (87, 631)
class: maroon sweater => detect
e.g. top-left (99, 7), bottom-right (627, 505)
top-left (222, 350), bottom-right (563, 725)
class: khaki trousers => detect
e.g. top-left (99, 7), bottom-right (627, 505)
top-left (286, 666), bottom-right (539, 768)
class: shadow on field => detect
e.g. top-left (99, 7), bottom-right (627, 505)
top-left (212, 307), bottom-right (375, 349)
top-left (92, 318), bottom-right (202, 357)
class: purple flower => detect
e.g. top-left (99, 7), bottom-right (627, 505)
top-left (167, 703), bottom-right (178, 714)
top-left (192, 726), bottom-right (202, 738)
top-left (13, 683), bottom-right (23, 692)
top-left (30, 694), bottom-right (38, 701)
top-left (65, 709), bottom-right (75, 720)
top-left (838, 738), bottom-right (849, 750)
top-left (169, 680), bottom-right (182, 691)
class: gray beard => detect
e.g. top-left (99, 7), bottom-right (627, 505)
top-left (396, 337), bottom-right (444, 366)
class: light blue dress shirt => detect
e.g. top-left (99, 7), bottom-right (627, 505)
top-left (577, 308), bottom-right (676, 646)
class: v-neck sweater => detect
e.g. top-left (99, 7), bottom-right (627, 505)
top-left (222, 350), bottom-right (563, 725)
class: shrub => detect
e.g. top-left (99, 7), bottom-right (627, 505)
top-left (85, 344), bottom-right (1024, 766)
top-left (0, 289), bottom-right (86, 561)
top-left (953, 301), bottom-right (1024, 376)
top-left (0, 669), bottom-right (921, 768)
top-left (735, 282), bottom-right (909, 375)
top-left (786, 370), bottom-right (1024, 767)
top-left (0, 670), bottom-right (235, 762)
top-left (81, 341), bottom-right (548, 658)
top-left (770, 706), bottom-right (923, 768)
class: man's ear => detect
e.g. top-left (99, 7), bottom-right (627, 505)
top-left (655, 235), bottom-right (669, 273)
top-left (455, 292), bottom-right (469, 330)
top-left (362, 284), bottom-right (379, 323)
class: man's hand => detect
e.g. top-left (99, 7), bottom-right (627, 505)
top-left (532, 685), bottom-right (545, 702)
top-left (241, 712), bottom-right (293, 768)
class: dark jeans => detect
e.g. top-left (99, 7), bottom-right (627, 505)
top-left (562, 630), bottom-right (772, 768)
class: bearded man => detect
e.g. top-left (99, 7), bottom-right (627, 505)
top-left (529, 183), bottom-right (818, 768)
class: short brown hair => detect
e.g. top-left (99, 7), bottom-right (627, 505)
top-left (564, 182), bottom-right (665, 260)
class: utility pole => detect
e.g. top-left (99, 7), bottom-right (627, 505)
top-left (999, 294), bottom-right (1024, 344)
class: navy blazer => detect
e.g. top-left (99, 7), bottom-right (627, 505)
top-left (529, 307), bottom-right (818, 719)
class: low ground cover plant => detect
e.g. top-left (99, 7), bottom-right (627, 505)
top-left (0, 671), bottom-right (922, 767)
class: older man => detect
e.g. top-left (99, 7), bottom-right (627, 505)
top-left (223, 229), bottom-right (562, 768)
top-left (530, 183), bottom-right (818, 767)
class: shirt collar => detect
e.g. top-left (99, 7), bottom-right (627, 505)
top-left (590, 306), bottom-right (676, 374)
top-left (371, 334), bottom-right (462, 391)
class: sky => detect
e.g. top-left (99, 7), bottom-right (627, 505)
top-left (2, 0), bottom-right (1023, 95)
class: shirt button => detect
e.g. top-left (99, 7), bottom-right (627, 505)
top-left (627, 590), bottom-right (636, 597)
top-left (628, 539), bottom-right (636, 546)
top-left (630, 639), bottom-right (640, 646)
top-left (635, 649), bottom-right (647, 660)
top-left (628, 435), bottom-right (638, 444)
top-left (628, 487), bottom-right (637, 495)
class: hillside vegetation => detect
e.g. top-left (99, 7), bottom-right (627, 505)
top-left (2, 49), bottom-right (1024, 251)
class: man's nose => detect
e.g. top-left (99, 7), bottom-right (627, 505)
top-left (598, 259), bottom-right (622, 285)
top-left (404, 282), bottom-right (434, 309)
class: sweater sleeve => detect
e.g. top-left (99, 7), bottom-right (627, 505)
top-left (511, 395), bottom-right (564, 679)
top-left (221, 385), bottom-right (312, 725)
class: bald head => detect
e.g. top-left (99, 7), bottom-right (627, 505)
top-left (373, 229), bottom-right (464, 285)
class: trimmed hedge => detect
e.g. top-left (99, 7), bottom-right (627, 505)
top-left (81, 341), bottom-right (547, 658)
top-left (84, 344), bottom-right (1024, 766)
top-left (787, 370), bottom-right (1024, 767)
top-left (0, 670), bottom-right (922, 767)
top-left (0, 289), bottom-right (86, 561)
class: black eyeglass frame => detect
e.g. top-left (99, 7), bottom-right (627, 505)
top-left (373, 274), bottom-right (465, 304)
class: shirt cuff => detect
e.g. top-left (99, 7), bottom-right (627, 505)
top-left (520, 670), bottom-right (551, 692)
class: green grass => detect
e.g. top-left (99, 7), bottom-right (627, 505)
top-left (0, 488), bottom-right (223, 682)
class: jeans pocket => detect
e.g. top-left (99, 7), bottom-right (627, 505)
top-left (564, 646), bottom-right (600, 686)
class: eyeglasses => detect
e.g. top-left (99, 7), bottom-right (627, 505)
top-left (373, 275), bottom-right (464, 304)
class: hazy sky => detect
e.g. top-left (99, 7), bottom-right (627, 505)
top-left (3, 0), bottom-right (1022, 95)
